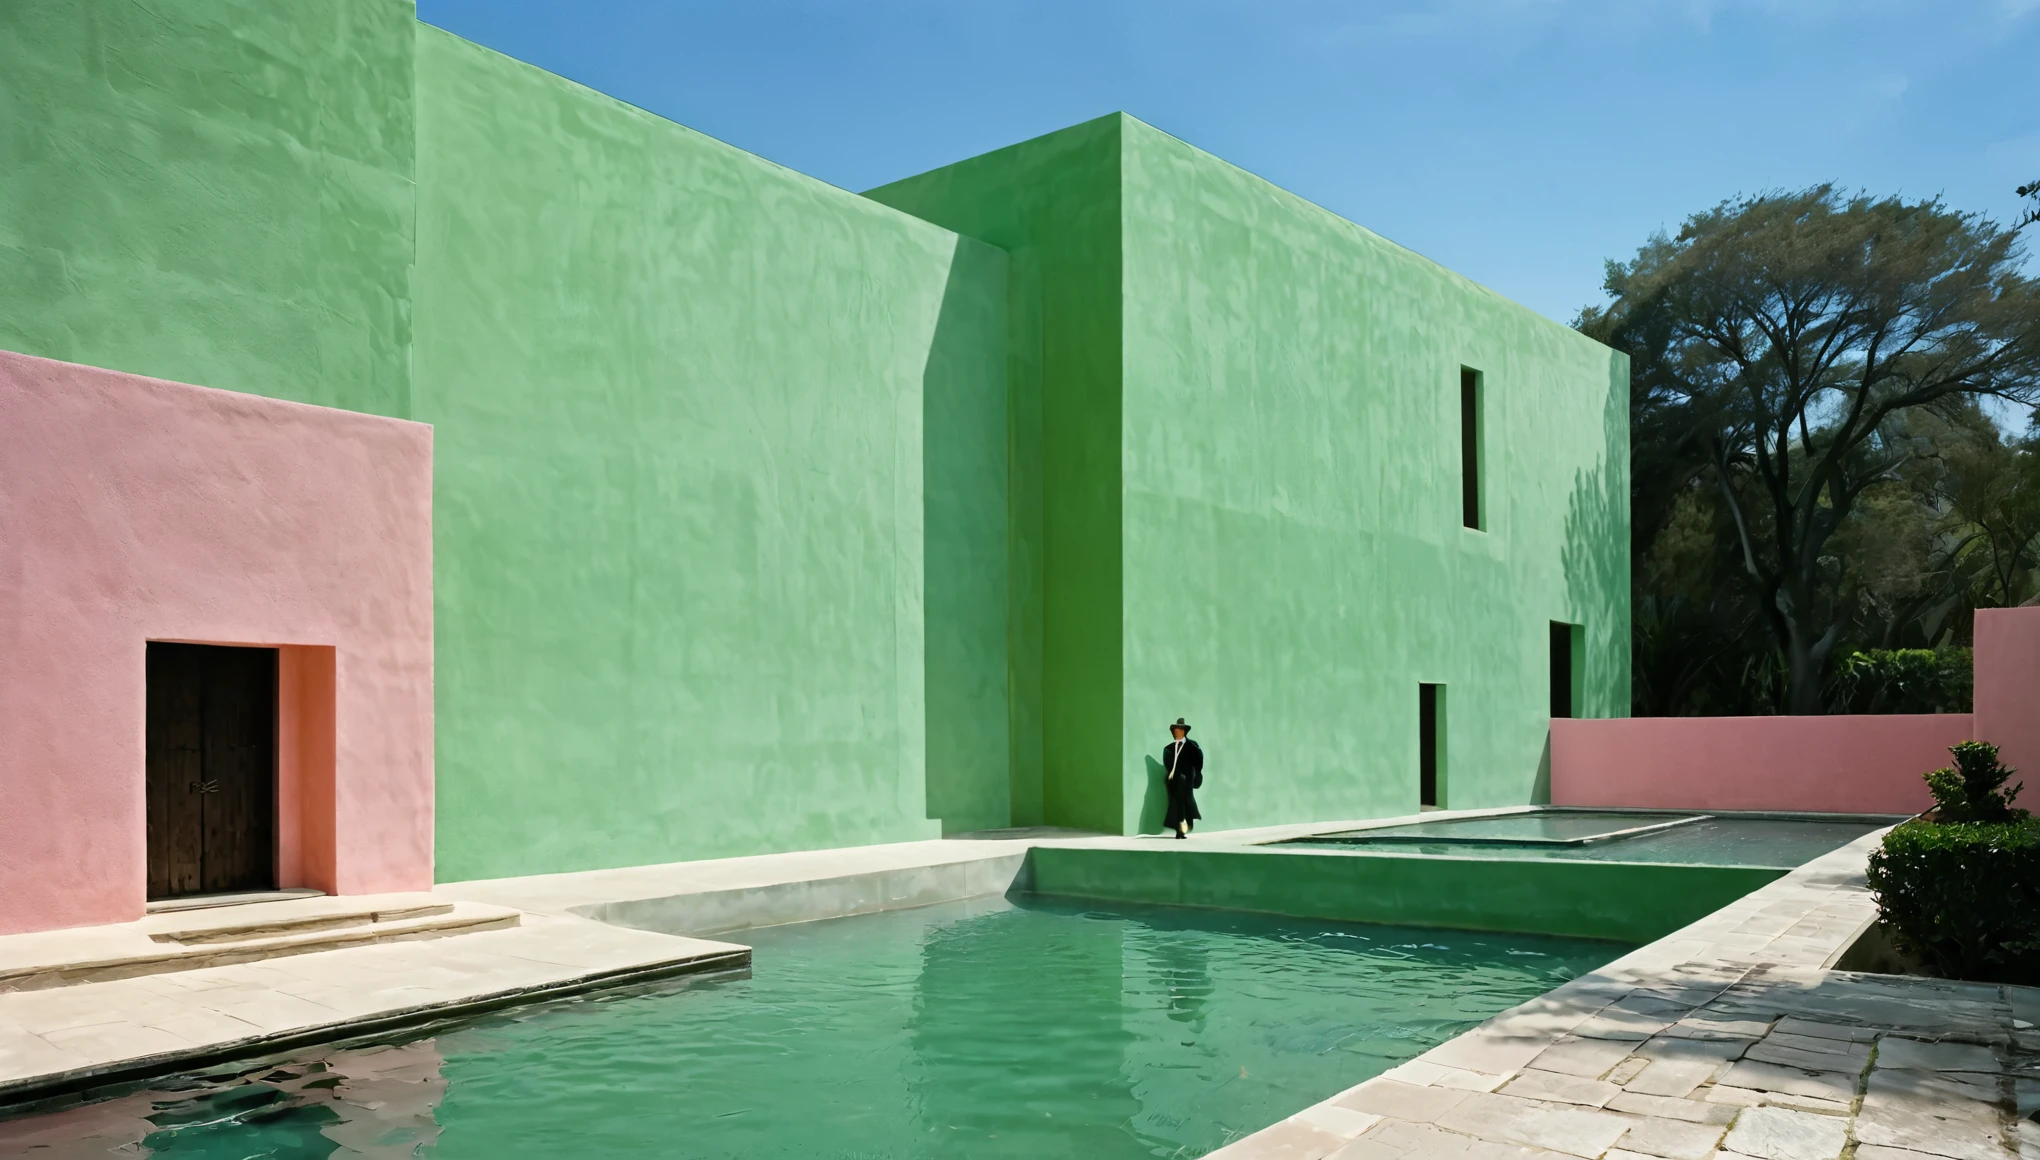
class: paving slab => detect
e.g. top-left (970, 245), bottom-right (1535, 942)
top-left (1719, 1106), bottom-right (1848, 1160)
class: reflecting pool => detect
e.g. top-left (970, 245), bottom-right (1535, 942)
top-left (1280, 811), bottom-right (1890, 869)
top-left (0, 896), bottom-right (1625, 1158)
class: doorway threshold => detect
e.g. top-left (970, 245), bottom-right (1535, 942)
top-left (146, 888), bottom-right (326, 915)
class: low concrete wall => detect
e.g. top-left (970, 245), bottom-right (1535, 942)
top-left (1020, 846), bottom-right (1779, 945)
top-left (581, 852), bottom-right (1028, 937)
top-left (1550, 714), bottom-right (1970, 815)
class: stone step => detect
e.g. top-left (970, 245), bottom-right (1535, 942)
top-left (147, 903), bottom-right (456, 946)
top-left (0, 899), bottom-right (521, 993)
top-left (146, 888), bottom-right (327, 915)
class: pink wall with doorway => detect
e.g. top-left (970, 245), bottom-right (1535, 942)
top-left (0, 350), bottom-right (433, 935)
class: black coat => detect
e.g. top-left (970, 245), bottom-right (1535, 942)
top-left (1164, 739), bottom-right (1202, 829)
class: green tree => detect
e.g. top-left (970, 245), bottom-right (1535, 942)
top-left (2018, 181), bottom-right (2039, 232)
top-left (1582, 187), bottom-right (2040, 713)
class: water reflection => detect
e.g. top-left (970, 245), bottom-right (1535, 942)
top-left (908, 903), bottom-right (1141, 1154)
top-left (0, 1040), bottom-right (445, 1158)
top-left (0, 899), bottom-right (1621, 1159)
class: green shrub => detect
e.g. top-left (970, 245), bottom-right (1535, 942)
top-left (1865, 817), bottom-right (2040, 984)
top-left (1865, 741), bottom-right (2038, 983)
top-left (1921, 740), bottom-right (2028, 823)
top-left (1828, 648), bottom-right (1973, 714)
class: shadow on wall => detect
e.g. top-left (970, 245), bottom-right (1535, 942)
top-left (922, 236), bottom-right (1013, 835)
top-left (1551, 357), bottom-right (1627, 798)
top-left (1562, 353), bottom-right (1630, 719)
top-left (1560, 461), bottom-right (1627, 713)
top-left (1139, 755), bottom-right (1167, 834)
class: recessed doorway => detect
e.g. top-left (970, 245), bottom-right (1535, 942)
top-left (1550, 621), bottom-right (1580, 719)
top-left (1419, 683), bottom-right (1445, 809)
top-left (145, 642), bottom-right (278, 899)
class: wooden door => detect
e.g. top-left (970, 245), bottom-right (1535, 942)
top-left (145, 643), bottom-right (277, 899)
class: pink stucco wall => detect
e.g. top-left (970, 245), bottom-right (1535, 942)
top-left (1550, 714), bottom-right (1971, 814)
top-left (1976, 607), bottom-right (2040, 791)
top-left (1554, 607), bottom-right (2040, 815)
top-left (0, 350), bottom-right (433, 935)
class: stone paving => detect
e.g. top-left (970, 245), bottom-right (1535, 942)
top-left (0, 910), bottom-right (746, 1106)
top-left (1208, 831), bottom-right (2040, 1160)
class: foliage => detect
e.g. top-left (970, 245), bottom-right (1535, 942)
top-left (1866, 741), bottom-right (2036, 983)
top-left (1583, 186), bottom-right (2040, 715)
top-left (1866, 816), bottom-right (2040, 985)
top-left (1827, 648), bottom-right (1971, 714)
top-left (2019, 180), bottom-right (2039, 233)
top-left (1923, 740), bottom-right (2028, 823)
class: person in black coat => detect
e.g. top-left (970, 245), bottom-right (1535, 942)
top-left (1162, 717), bottom-right (1203, 839)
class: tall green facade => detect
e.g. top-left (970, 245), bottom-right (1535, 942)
top-left (411, 29), bottom-right (1012, 876)
top-left (3, 11), bottom-right (1626, 873)
top-left (871, 115), bottom-right (1630, 834)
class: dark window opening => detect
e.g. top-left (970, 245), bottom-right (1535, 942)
top-left (1460, 367), bottom-right (1482, 529)
top-left (1550, 622), bottom-right (1576, 719)
top-left (1419, 683), bottom-right (1442, 808)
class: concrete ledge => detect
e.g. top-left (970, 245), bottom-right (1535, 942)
top-left (580, 852), bottom-right (1028, 936)
top-left (0, 914), bottom-right (749, 1110)
top-left (0, 895), bottom-right (520, 993)
top-left (1023, 844), bottom-right (1782, 944)
top-left (0, 939), bottom-right (746, 1109)
top-left (439, 838), bottom-right (1036, 931)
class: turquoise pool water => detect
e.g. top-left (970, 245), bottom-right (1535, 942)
top-left (2, 896), bottom-right (1624, 1158)
top-left (1281, 812), bottom-right (1887, 869)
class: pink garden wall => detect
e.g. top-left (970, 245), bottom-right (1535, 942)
top-left (0, 350), bottom-right (433, 935)
top-left (1554, 606), bottom-right (2040, 815)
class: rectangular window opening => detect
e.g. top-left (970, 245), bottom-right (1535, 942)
top-left (1550, 621), bottom-right (1579, 719)
top-left (1460, 367), bottom-right (1483, 530)
top-left (1419, 683), bottom-right (1444, 809)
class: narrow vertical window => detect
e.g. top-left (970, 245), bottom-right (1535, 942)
top-left (1419, 683), bottom-right (1444, 808)
top-left (1461, 368), bottom-right (1482, 529)
top-left (1550, 621), bottom-right (1578, 719)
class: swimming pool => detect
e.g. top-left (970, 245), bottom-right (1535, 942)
top-left (1274, 810), bottom-right (1891, 869)
top-left (1, 896), bottom-right (1625, 1158)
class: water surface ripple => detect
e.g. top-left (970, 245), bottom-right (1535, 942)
top-left (2, 896), bottom-right (1625, 1158)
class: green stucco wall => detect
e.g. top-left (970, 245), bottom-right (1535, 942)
top-left (1116, 119), bottom-right (1630, 833)
top-left (872, 115), bottom-right (1629, 836)
top-left (0, 0), bottom-right (417, 417)
top-left (867, 116), bottom-right (1127, 833)
top-left (5, 7), bottom-right (1629, 868)
top-left (414, 29), bottom-right (1010, 876)
top-left (2, 7), bottom-right (1013, 877)
top-left (1024, 846), bottom-right (1765, 945)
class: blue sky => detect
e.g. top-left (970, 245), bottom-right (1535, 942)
top-left (417, 0), bottom-right (2039, 326)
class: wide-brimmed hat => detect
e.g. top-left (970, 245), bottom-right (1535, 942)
top-left (1169, 717), bottom-right (1191, 734)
